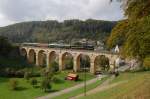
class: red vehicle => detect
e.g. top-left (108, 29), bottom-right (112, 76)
top-left (66, 73), bottom-right (79, 81)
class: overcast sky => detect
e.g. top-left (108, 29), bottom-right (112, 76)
top-left (0, 0), bottom-right (124, 27)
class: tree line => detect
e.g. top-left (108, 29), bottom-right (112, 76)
top-left (0, 19), bottom-right (116, 43)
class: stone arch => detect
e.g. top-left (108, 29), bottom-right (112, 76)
top-left (61, 52), bottom-right (74, 70)
top-left (20, 48), bottom-right (27, 57)
top-left (76, 54), bottom-right (91, 71)
top-left (94, 55), bottom-right (110, 71)
top-left (49, 51), bottom-right (58, 64)
top-left (28, 49), bottom-right (36, 64)
top-left (38, 50), bottom-right (46, 67)
top-left (20, 48), bottom-right (27, 61)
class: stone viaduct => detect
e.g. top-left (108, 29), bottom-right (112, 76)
top-left (20, 46), bottom-right (118, 74)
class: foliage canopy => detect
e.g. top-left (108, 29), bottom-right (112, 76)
top-left (108, 0), bottom-right (150, 62)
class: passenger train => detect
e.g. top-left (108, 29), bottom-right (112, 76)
top-left (21, 43), bottom-right (94, 50)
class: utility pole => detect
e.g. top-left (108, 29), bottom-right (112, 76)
top-left (84, 39), bottom-right (87, 96)
top-left (84, 58), bottom-right (86, 96)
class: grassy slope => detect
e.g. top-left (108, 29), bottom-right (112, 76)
top-left (0, 72), bottom-right (95, 99)
top-left (52, 77), bottom-right (108, 99)
top-left (79, 71), bottom-right (150, 99)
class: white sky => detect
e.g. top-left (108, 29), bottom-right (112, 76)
top-left (0, 0), bottom-right (124, 27)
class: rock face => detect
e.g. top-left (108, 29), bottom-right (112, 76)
top-left (129, 59), bottom-right (142, 70)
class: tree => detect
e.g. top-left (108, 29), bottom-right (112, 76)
top-left (110, 0), bottom-right (150, 19)
top-left (41, 79), bottom-right (52, 92)
top-left (107, 20), bottom-right (129, 48)
top-left (0, 36), bottom-right (12, 57)
top-left (9, 78), bottom-right (18, 90)
top-left (30, 78), bottom-right (38, 87)
top-left (24, 71), bottom-right (31, 81)
top-left (49, 61), bottom-right (59, 73)
top-left (0, 20), bottom-right (116, 43)
top-left (64, 59), bottom-right (73, 70)
top-left (40, 66), bottom-right (55, 92)
top-left (80, 56), bottom-right (90, 69)
top-left (143, 56), bottom-right (150, 70)
top-left (97, 55), bottom-right (110, 71)
top-left (108, 0), bottom-right (150, 65)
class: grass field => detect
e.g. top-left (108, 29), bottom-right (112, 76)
top-left (52, 76), bottom-right (108, 99)
top-left (79, 71), bottom-right (150, 99)
top-left (0, 71), bottom-right (95, 99)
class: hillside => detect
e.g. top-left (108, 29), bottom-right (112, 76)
top-left (0, 19), bottom-right (117, 43)
top-left (79, 72), bottom-right (150, 99)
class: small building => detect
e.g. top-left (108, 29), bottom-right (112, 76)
top-left (114, 45), bottom-right (119, 53)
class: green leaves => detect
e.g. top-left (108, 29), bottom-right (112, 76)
top-left (125, 0), bottom-right (150, 19)
top-left (0, 36), bottom-right (12, 57)
top-left (108, 0), bottom-right (150, 62)
top-left (107, 20), bottom-right (129, 48)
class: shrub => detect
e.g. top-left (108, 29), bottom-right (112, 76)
top-left (65, 59), bottom-right (73, 70)
top-left (9, 78), bottom-right (18, 90)
top-left (96, 55), bottom-right (110, 71)
top-left (49, 61), bottom-right (59, 73)
top-left (41, 79), bottom-right (52, 92)
top-left (0, 66), bottom-right (41, 77)
top-left (143, 57), bottom-right (150, 70)
top-left (30, 78), bottom-right (38, 87)
top-left (15, 70), bottom-right (24, 78)
top-left (24, 72), bottom-right (30, 80)
top-left (40, 68), bottom-right (47, 77)
top-left (52, 76), bottom-right (63, 83)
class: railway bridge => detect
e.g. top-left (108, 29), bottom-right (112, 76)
top-left (20, 46), bottom-right (118, 74)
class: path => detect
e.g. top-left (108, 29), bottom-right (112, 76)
top-left (36, 76), bottom-right (105, 99)
top-left (70, 65), bottom-right (130, 99)
top-left (37, 65), bottom-right (129, 99)
top-left (117, 65), bottom-right (130, 72)
top-left (70, 76), bottom-right (127, 99)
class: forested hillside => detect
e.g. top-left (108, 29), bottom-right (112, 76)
top-left (107, 0), bottom-right (150, 70)
top-left (0, 19), bottom-right (116, 43)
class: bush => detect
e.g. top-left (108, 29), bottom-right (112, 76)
top-left (9, 78), bottom-right (18, 90)
top-left (41, 79), bottom-right (52, 92)
top-left (52, 76), bottom-right (63, 83)
top-left (49, 61), bottom-right (59, 73)
top-left (0, 66), bottom-right (41, 77)
top-left (0, 36), bottom-right (12, 57)
top-left (15, 70), bottom-right (24, 78)
top-left (40, 68), bottom-right (47, 77)
top-left (65, 59), bottom-right (73, 70)
top-left (24, 72), bottom-right (31, 80)
top-left (143, 57), bottom-right (150, 70)
top-left (30, 78), bottom-right (38, 87)
top-left (96, 55), bottom-right (110, 71)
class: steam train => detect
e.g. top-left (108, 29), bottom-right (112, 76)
top-left (22, 43), bottom-right (94, 50)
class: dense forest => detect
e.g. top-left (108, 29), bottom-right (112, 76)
top-left (0, 19), bottom-right (116, 43)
